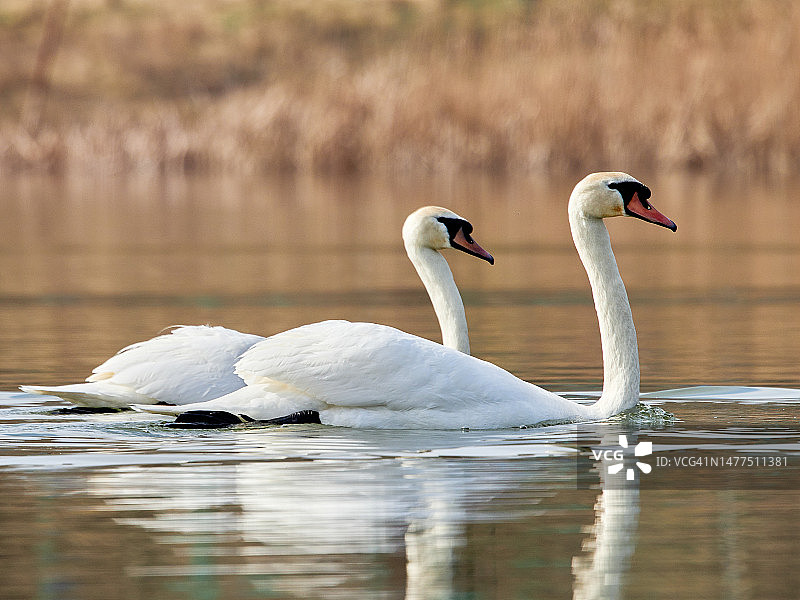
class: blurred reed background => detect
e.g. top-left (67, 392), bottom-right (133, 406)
top-left (1, 0), bottom-right (798, 177)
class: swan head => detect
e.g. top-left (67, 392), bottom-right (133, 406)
top-left (403, 206), bottom-right (494, 264)
top-left (569, 172), bottom-right (677, 231)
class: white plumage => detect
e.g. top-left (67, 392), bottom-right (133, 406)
top-left (141, 320), bottom-right (578, 428)
top-left (141, 173), bottom-right (677, 429)
top-left (20, 326), bottom-right (264, 408)
top-left (20, 206), bottom-right (492, 409)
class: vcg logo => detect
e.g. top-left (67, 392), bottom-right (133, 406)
top-left (591, 434), bottom-right (653, 480)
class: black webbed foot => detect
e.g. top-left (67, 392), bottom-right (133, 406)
top-left (164, 409), bottom-right (321, 429)
top-left (51, 406), bottom-right (125, 415)
top-left (259, 410), bottom-right (321, 425)
top-left (165, 410), bottom-right (255, 429)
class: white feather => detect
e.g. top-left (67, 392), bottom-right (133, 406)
top-left (140, 173), bottom-right (675, 429)
top-left (21, 206), bottom-right (491, 408)
top-left (139, 320), bottom-right (579, 428)
top-left (21, 326), bottom-right (264, 408)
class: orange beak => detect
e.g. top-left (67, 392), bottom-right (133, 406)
top-left (452, 227), bottom-right (495, 264)
top-left (625, 192), bottom-right (677, 231)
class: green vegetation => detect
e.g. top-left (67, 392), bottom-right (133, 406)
top-left (2, 0), bottom-right (799, 176)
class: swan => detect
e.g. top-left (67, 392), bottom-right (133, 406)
top-left (140, 172), bottom-right (677, 429)
top-left (19, 206), bottom-right (493, 409)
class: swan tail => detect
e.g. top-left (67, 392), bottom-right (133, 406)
top-left (19, 383), bottom-right (153, 408)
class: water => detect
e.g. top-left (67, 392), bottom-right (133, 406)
top-left (1, 174), bottom-right (800, 599)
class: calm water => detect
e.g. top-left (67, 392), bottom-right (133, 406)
top-left (1, 174), bottom-right (799, 599)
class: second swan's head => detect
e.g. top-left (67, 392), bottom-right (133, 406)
top-left (569, 172), bottom-right (677, 232)
top-left (402, 206), bottom-right (495, 264)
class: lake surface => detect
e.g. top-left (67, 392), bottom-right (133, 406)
top-left (1, 173), bottom-right (799, 599)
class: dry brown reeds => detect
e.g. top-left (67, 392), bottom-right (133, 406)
top-left (1, 0), bottom-right (799, 176)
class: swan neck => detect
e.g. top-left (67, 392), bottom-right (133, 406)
top-left (406, 245), bottom-right (470, 354)
top-left (570, 213), bottom-right (640, 417)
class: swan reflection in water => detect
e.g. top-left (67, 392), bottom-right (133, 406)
top-left (572, 432), bottom-right (640, 600)
top-left (80, 429), bottom-right (640, 599)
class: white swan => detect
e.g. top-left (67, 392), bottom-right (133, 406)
top-left (19, 206), bottom-right (493, 409)
top-left (140, 172), bottom-right (676, 429)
